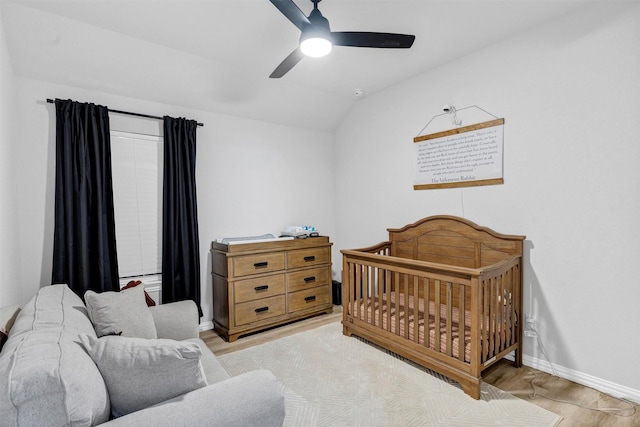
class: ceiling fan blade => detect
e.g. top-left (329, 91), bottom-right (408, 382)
top-left (269, 0), bottom-right (310, 31)
top-left (269, 47), bottom-right (305, 78)
top-left (332, 32), bottom-right (415, 48)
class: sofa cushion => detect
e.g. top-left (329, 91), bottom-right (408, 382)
top-left (184, 338), bottom-right (231, 384)
top-left (0, 285), bottom-right (110, 427)
top-left (80, 334), bottom-right (208, 418)
top-left (85, 285), bottom-right (157, 339)
top-left (9, 285), bottom-right (96, 339)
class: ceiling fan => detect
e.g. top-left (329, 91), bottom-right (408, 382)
top-left (268, 0), bottom-right (416, 78)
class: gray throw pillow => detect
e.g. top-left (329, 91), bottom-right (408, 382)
top-left (79, 334), bottom-right (208, 418)
top-left (85, 285), bottom-right (157, 339)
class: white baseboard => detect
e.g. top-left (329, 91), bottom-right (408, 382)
top-left (199, 320), bottom-right (213, 332)
top-left (520, 354), bottom-right (640, 404)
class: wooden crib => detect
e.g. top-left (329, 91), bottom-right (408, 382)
top-left (341, 215), bottom-right (525, 399)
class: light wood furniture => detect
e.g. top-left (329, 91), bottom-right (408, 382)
top-left (341, 215), bottom-right (525, 399)
top-left (211, 237), bottom-right (333, 342)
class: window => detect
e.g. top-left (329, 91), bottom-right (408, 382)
top-left (110, 131), bottom-right (163, 288)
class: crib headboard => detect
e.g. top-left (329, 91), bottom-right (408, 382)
top-left (387, 215), bottom-right (525, 268)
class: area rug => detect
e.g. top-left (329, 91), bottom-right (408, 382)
top-left (217, 322), bottom-right (562, 426)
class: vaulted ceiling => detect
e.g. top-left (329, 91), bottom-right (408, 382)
top-left (2, 0), bottom-right (590, 132)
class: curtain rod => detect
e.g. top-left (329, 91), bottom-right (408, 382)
top-left (46, 98), bottom-right (204, 127)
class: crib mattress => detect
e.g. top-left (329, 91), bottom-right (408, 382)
top-left (348, 291), bottom-right (471, 362)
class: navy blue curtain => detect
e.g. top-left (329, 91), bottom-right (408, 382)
top-left (162, 116), bottom-right (202, 317)
top-left (52, 99), bottom-right (120, 296)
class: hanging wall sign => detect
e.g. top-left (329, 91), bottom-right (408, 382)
top-left (413, 118), bottom-right (504, 190)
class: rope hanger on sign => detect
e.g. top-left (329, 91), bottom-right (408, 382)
top-left (416, 105), bottom-right (499, 137)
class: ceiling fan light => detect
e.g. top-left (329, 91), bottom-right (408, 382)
top-left (300, 37), bottom-right (332, 58)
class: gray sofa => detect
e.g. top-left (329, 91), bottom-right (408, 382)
top-left (0, 284), bottom-right (285, 426)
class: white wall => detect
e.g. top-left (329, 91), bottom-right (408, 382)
top-left (334, 2), bottom-right (640, 397)
top-left (10, 77), bottom-right (335, 324)
top-left (0, 5), bottom-right (22, 307)
top-left (3, 0), bottom-right (638, 401)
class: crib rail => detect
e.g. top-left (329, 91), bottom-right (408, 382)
top-left (341, 246), bottom-right (522, 374)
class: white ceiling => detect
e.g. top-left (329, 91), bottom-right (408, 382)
top-left (2, 0), bottom-right (592, 132)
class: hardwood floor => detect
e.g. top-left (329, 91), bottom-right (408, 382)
top-left (201, 306), bottom-right (638, 427)
top-left (200, 308), bottom-right (343, 356)
top-left (483, 362), bottom-right (638, 427)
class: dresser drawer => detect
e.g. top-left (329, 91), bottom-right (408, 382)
top-left (233, 252), bottom-right (285, 277)
top-left (288, 285), bottom-right (331, 313)
top-left (234, 274), bottom-right (285, 304)
top-left (235, 295), bottom-right (286, 326)
top-left (287, 267), bottom-right (331, 293)
top-left (287, 247), bottom-right (330, 269)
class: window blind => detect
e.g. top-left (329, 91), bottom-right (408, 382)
top-left (110, 131), bottom-right (163, 278)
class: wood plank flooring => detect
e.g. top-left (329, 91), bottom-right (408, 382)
top-left (201, 306), bottom-right (638, 427)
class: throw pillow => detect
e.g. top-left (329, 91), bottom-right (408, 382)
top-left (120, 280), bottom-right (156, 307)
top-left (79, 334), bottom-right (208, 418)
top-left (85, 285), bottom-right (157, 339)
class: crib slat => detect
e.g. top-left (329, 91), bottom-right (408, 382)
top-left (512, 265), bottom-right (517, 347)
top-left (385, 271), bottom-right (390, 332)
top-left (378, 269), bottom-right (385, 328)
top-left (394, 272), bottom-right (400, 336)
top-left (404, 273), bottom-right (410, 339)
top-left (363, 266), bottom-right (373, 323)
top-left (501, 272), bottom-right (507, 350)
top-left (497, 275), bottom-right (503, 354)
top-left (373, 266), bottom-right (378, 297)
top-left (503, 269), bottom-right (510, 348)
top-left (497, 274), bottom-right (504, 353)
top-left (363, 265), bottom-right (367, 322)
top-left (510, 268), bottom-right (515, 348)
top-left (413, 276), bottom-right (420, 344)
top-left (508, 268), bottom-right (513, 347)
top-left (459, 284), bottom-right (466, 362)
top-left (494, 276), bottom-right (500, 355)
top-left (499, 272), bottom-right (506, 350)
top-left (423, 276), bottom-right (430, 348)
top-left (490, 277), bottom-right (496, 358)
top-left (434, 280), bottom-right (441, 353)
top-left (386, 270), bottom-right (392, 332)
top-left (494, 275), bottom-right (500, 354)
top-left (355, 264), bottom-right (362, 320)
top-left (370, 266), bottom-right (375, 322)
top-left (511, 265), bottom-right (517, 346)
top-left (446, 282), bottom-right (453, 357)
top-left (482, 278), bottom-right (490, 363)
top-left (350, 262), bottom-right (356, 316)
top-left (516, 263), bottom-right (523, 367)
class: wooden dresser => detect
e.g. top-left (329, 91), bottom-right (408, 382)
top-left (211, 237), bottom-right (333, 342)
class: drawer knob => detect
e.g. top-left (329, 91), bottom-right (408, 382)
top-left (303, 256), bottom-right (316, 262)
top-left (254, 261), bottom-right (269, 268)
top-left (255, 306), bottom-right (269, 313)
top-left (304, 295), bottom-right (316, 302)
top-left (304, 276), bottom-right (316, 283)
top-left (254, 285), bottom-right (269, 291)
